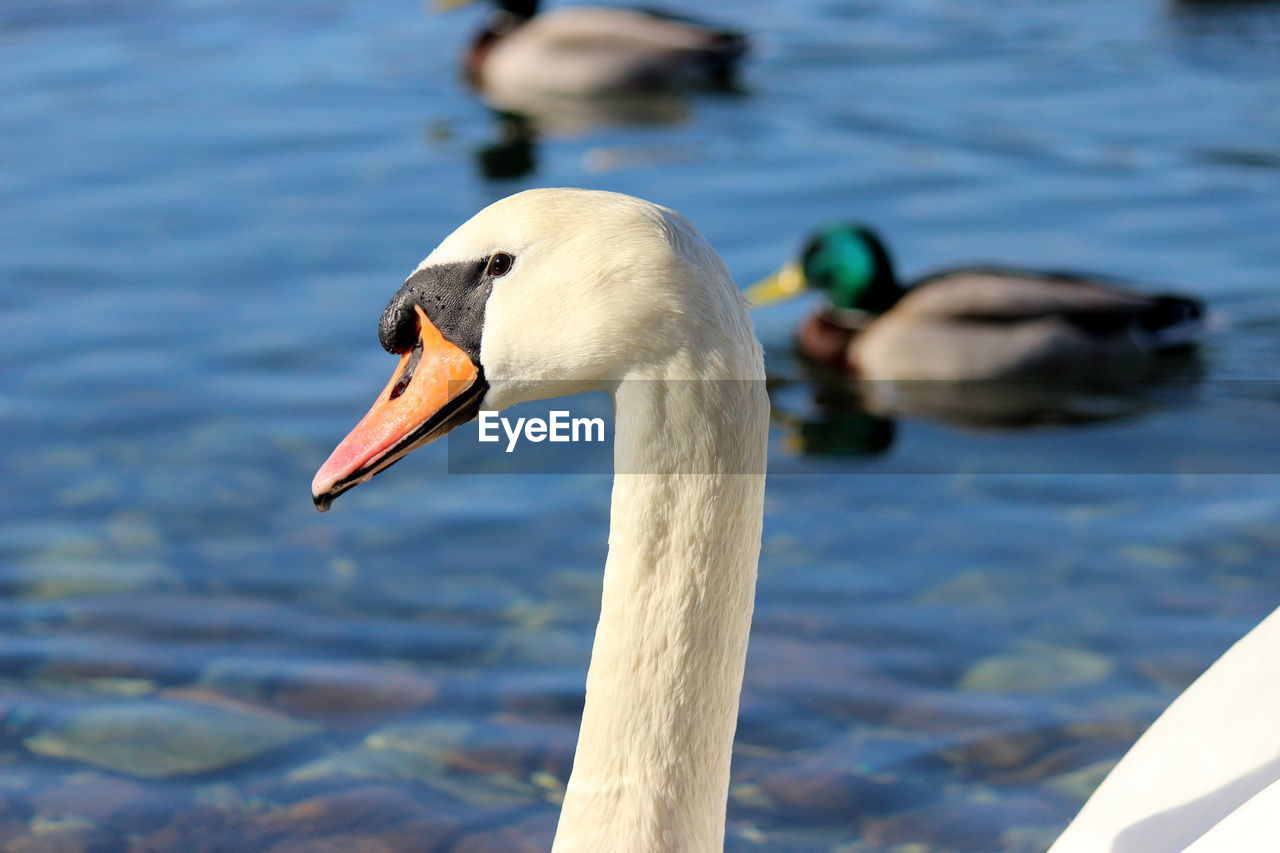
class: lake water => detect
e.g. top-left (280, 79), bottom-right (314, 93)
top-left (3, 0), bottom-right (1280, 850)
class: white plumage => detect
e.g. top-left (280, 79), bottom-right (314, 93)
top-left (319, 189), bottom-right (768, 851)
top-left (1052, 608), bottom-right (1280, 852)
top-left (438, 190), bottom-right (769, 851)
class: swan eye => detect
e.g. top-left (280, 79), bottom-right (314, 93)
top-left (486, 252), bottom-right (514, 278)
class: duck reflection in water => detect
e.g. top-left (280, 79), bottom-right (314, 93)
top-left (473, 93), bottom-right (692, 180)
top-left (1168, 0), bottom-right (1280, 82)
top-left (768, 375), bottom-right (897, 458)
top-left (769, 356), bottom-right (1206, 459)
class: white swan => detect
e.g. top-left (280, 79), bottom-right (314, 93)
top-left (1051, 609), bottom-right (1280, 852)
top-left (311, 188), bottom-right (1278, 852)
top-left (313, 188), bottom-right (768, 851)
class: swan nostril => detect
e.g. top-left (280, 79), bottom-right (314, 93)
top-left (388, 339), bottom-right (424, 401)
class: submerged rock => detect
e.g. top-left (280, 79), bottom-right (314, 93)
top-left (960, 644), bottom-right (1113, 694)
top-left (1003, 824), bottom-right (1066, 853)
top-left (286, 723), bottom-right (454, 784)
top-left (22, 557), bottom-right (170, 600)
top-left (30, 775), bottom-right (158, 829)
top-left (132, 785), bottom-right (464, 852)
top-left (450, 811), bottom-right (556, 853)
top-left (30, 816), bottom-right (98, 838)
top-left (0, 793), bottom-right (34, 848)
top-left (1043, 758), bottom-right (1117, 803)
top-left (756, 742), bottom-right (933, 819)
top-left (4, 813), bottom-right (115, 853)
top-left (862, 795), bottom-right (1059, 851)
top-left (364, 719), bottom-right (472, 770)
top-left (287, 719), bottom-right (551, 810)
top-left (24, 698), bottom-right (318, 778)
top-left (199, 658), bottom-right (438, 718)
top-left (943, 726), bottom-right (1049, 773)
top-left (127, 808), bottom-right (256, 853)
top-left (253, 786), bottom-right (430, 838)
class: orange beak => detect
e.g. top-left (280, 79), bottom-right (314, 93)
top-left (312, 305), bottom-right (484, 511)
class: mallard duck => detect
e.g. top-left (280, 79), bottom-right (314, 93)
top-left (442, 0), bottom-right (748, 98)
top-left (747, 224), bottom-right (1206, 381)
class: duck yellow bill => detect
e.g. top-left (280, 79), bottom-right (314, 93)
top-left (744, 261), bottom-right (808, 307)
top-left (432, 0), bottom-right (475, 11)
top-left (312, 306), bottom-right (484, 512)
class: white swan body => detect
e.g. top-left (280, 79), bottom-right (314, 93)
top-left (1182, 779), bottom-right (1280, 852)
top-left (313, 189), bottom-right (767, 851)
top-left (1052, 607), bottom-right (1280, 852)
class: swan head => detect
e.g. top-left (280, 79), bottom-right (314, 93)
top-left (312, 188), bottom-right (753, 510)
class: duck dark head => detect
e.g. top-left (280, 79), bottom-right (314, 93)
top-left (801, 223), bottom-right (903, 314)
top-left (495, 0), bottom-right (538, 18)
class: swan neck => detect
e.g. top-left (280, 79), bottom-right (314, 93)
top-left (552, 377), bottom-right (768, 853)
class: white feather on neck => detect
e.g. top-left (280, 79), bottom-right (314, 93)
top-left (413, 188), bottom-right (770, 851)
top-left (554, 373), bottom-right (767, 853)
top-left (551, 234), bottom-right (768, 851)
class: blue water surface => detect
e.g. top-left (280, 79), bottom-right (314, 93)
top-left (3, 0), bottom-right (1280, 850)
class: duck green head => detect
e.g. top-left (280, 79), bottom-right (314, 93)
top-left (747, 223), bottom-right (902, 313)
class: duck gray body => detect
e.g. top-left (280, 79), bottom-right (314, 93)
top-left (471, 5), bottom-right (747, 99)
top-left (849, 267), bottom-right (1204, 380)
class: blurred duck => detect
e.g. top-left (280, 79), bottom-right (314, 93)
top-left (442, 0), bottom-right (748, 97)
top-left (747, 224), bottom-right (1206, 380)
